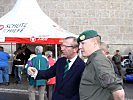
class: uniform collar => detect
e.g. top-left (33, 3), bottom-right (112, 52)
top-left (86, 49), bottom-right (102, 64)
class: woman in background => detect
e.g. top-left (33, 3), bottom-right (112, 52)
top-left (45, 51), bottom-right (56, 100)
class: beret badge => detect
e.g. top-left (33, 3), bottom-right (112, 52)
top-left (80, 35), bottom-right (85, 41)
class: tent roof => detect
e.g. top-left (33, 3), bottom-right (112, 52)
top-left (0, 0), bottom-right (77, 44)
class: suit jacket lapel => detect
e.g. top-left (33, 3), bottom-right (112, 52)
top-left (60, 56), bottom-right (80, 87)
top-left (58, 58), bottom-right (67, 86)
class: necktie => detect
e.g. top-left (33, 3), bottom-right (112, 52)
top-left (63, 60), bottom-right (71, 78)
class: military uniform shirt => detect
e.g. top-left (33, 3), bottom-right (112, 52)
top-left (79, 50), bottom-right (123, 100)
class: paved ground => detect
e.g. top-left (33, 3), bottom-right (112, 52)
top-left (0, 74), bottom-right (29, 94)
top-left (0, 73), bottom-right (133, 100)
top-left (0, 92), bottom-right (29, 100)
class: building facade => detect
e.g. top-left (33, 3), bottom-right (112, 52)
top-left (0, 0), bottom-right (133, 55)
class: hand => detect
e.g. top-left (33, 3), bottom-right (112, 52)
top-left (112, 89), bottom-right (125, 100)
top-left (28, 67), bottom-right (37, 76)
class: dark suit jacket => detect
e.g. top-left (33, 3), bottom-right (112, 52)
top-left (36, 56), bottom-right (85, 100)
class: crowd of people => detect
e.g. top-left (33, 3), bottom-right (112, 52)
top-left (1, 29), bottom-right (133, 100)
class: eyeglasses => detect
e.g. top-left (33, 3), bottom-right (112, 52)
top-left (60, 44), bottom-right (74, 48)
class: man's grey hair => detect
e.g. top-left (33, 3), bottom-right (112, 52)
top-left (64, 36), bottom-right (79, 48)
top-left (35, 46), bottom-right (43, 54)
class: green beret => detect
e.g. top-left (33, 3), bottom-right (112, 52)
top-left (77, 30), bottom-right (100, 43)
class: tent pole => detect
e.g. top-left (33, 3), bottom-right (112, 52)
top-left (11, 43), bottom-right (13, 59)
top-left (55, 44), bottom-right (58, 60)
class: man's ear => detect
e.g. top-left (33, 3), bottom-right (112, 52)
top-left (73, 47), bottom-right (79, 53)
top-left (93, 37), bottom-right (99, 47)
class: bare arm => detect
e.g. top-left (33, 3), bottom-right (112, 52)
top-left (112, 89), bottom-right (125, 100)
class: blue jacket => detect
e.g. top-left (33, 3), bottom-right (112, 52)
top-left (0, 51), bottom-right (10, 67)
top-left (36, 56), bottom-right (85, 100)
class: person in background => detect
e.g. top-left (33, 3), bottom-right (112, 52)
top-left (13, 47), bottom-right (26, 84)
top-left (128, 52), bottom-right (133, 67)
top-left (22, 45), bottom-right (32, 63)
top-left (27, 36), bottom-right (85, 100)
top-left (112, 50), bottom-right (123, 78)
top-left (11, 48), bottom-right (21, 76)
top-left (100, 42), bottom-right (113, 61)
top-left (77, 30), bottom-right (125, 100)
top-left (0, 46), bottom-right (10, 86)
top-left (100, 42), bottom-right (109, 55)
top-left (100, 42), bottom-right (120, 78)
top-left (106, 51), bottom-right (112, 61)
top-left (25, 46), bottom-right (49, 100)
top-left (45, 51), bottom-right (56, 100)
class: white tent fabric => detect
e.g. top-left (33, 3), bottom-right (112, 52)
top-left (0, 0), bottom-right (77, 44)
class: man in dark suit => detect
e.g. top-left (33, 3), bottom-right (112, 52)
top-left (28, 36), bottom-right (85, 100)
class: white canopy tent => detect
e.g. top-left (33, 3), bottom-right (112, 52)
top-left (0, 0), bottom-right (77, 59)
top-left (0, 0), bottom-right (77, 44)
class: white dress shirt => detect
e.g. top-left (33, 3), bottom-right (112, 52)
top-left (68, 55), bottom-right (78, 69)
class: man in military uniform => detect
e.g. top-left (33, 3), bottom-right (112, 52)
top-left (112, 50), bottom-right (123, 78)
top-left (77, 30), bottom-right (125, 100)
